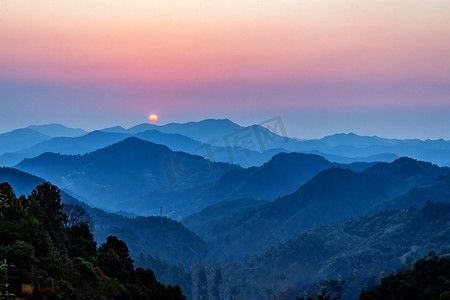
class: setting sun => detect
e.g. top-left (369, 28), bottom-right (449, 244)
top-left (149, 114), bottom-right (158, 123)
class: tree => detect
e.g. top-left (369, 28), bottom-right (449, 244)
top-left (0, 259), bottom-right (15, 298)
top-left (63, 204), bottom-right (95, 229)
top-left (0, 190), bottom-right (11, 219)
top-left (99, 236), bottom-right (133, 263)
top-left (0, 182), bottom-right (186, 299)
top-left (98, 236), bottom-right (135, 283)
top-left (31, 182), bottom-right (67, 232)
top-left (360, 255), bottom-right (450, 299)
top-left (66, 223), bottom-right (98, 261)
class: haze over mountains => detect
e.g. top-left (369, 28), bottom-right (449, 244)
top-left (2, 119), bottom-right (450, 169)
top-left (15, 139), bottom-right (379, 218)
top-left (1, 119), bottom-right (450, 299)
top-left (1, 119), bottom-right (449, 219)
top-left (0, 167), bottom-right (207, 265)
top-left (16, 137), bottom-right (240, 216)
top-left (184, 157), bottom-right (449, 261)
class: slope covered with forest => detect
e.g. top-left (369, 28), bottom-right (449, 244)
top-left (0, 182), bottom-right (186, 299)
top-left (183, 201), bottom-right (450, 299)
top-left (184, 158), bottom-right (449, 261)
top-left (0, 167), bottom-right (207, 266)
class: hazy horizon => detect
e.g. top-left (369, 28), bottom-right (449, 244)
top-left (0, 116), bottom-right (449, 140)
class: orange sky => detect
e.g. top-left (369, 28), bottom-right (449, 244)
top-left (2, 0), bottom-right (449, 87)
top-left (1, 0), bottom-right (449, 138)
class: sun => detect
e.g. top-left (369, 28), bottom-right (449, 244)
top-left (149, 114), bottom-right (158, 123)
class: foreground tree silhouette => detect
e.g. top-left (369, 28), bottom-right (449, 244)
top-left (31, 182), bottom-right (67, 231)
top-left (99, 236), bottom-right (135, 283)
top-left (0, 181), bottom-right (186, 299)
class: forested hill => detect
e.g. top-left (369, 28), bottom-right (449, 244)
top-left (0, 167), bottom-right (208, 265)
top-left (0, 182), bottom-right (186, 299)
top-left (180, 201), bottom-right (450, 299)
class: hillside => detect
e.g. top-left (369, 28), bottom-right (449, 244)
top-left (182, 198), bottom-right (266, 238)
top-left (115, 152), bottom-right (374, 218)
top-left (359, 255), bottom-right (450, 299)
top-left (17, 138), bottom-right (377, 219)
top-left (184, 158), bottom-right (449, 261)
top-left (15, 137), bottom-right (239, 212)
top-left (0, 182), bottom-right (186, 299)
top-left (201, 152), bottom-right (333, 202)
top-left (185, 202), bottom-right (450, 299)
top-left (0, 131), bottom-right (131, 166)
top-left (369, 173), bottom-right (450, 213)
top-left (0, 167), bottom-right (208, 265)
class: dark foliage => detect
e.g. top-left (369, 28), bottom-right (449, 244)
top-left (360, 255), bottom-right (450, 299)
top-left (0, 167), bottom-right (208, 266)
top-left (0, 182), bottom-right (186, 299)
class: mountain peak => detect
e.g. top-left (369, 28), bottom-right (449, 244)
top-left (101, 125), bottom-right (127, 133)
top-left (126, 123), bottom-right (158, 134)
top-left (0, 128), bottom-right (52, 155)
top-left (200, 118), bottom-right (237, 125)
top-left (107, 136), bottom-right (168, 150)
top-left (27, 123), bottom-right (87, 137)
top-left (267, 152), bottom-right (329, 165)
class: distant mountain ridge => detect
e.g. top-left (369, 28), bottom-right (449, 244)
top-left (11, 136), bottom-right (380, 220)
top-left (76, 119), bottom-right (450, 166)
top-left (0, 127), bottom-right (286, 168)
top-left (102, 119), bottom-right (242, 144)
top-left (15, 137), bottom-right (239, 213)
top-left (0, 128), bottom-right (51, 154)
top-left (3, 120), bottom-right (449, 169)
top-left (27, 123), bottom-right (87, 137)
top-left (319, 132), bottom-right (399, 147)
top-left (0, 124), bottom-right (86, 156)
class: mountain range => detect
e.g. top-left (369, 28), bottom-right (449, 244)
top-left (0, 126), bottom-right (285, 168)
top-left (15, 137), bottom-right (238, 214)
top-left (183, 157), bottom-right (449, 261)
top-left (1, 119), bottom-right (450, 299)
top-left (211, 201), bottom-right (450, 299)
top-left (2, 119), bottom-right (450, 169)
top-left (13, 138), bottom-right (380, 219)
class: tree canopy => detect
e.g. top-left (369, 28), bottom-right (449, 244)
top-left (0, 181), bottom-right (186, 299)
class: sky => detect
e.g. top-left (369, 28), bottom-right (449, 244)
top-left (1, 0), bottom-right (449, 139)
